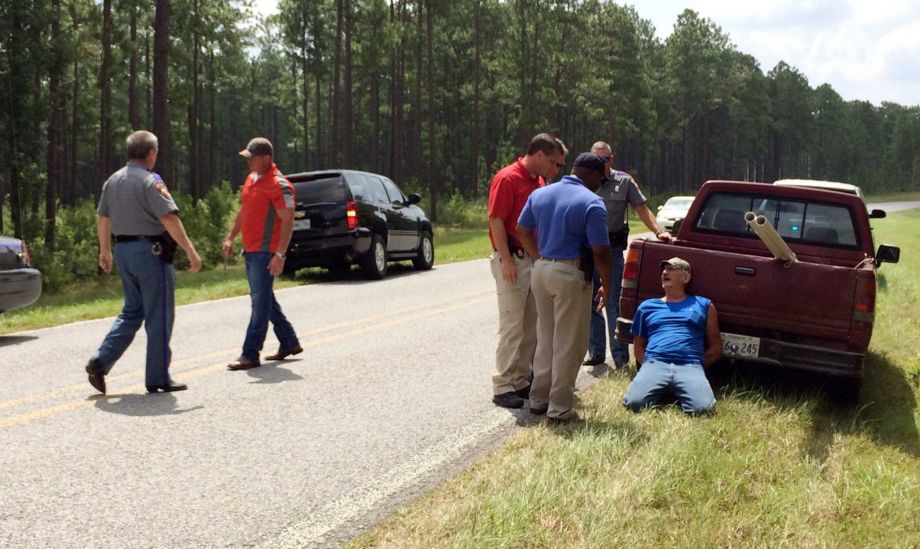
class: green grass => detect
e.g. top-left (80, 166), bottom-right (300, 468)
top-left (0, 227), bottom-right (490, 334)
top-left (347, 210), bottom-right (920, 548)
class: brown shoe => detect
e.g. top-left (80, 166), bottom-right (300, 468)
top-left (547, 411), bottom-right (583, 424)
top-left (227, 357), bottom-right (261, 371)
top-left (265, 346), bottom-right (304, 361)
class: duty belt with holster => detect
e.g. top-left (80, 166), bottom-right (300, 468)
top-left (114, 233), bottom-right (179, 264)
top-left (609, 224), bottom-right (629, 249)
top-left (506, 235), bottom-right (525, 259)
top-left (578, 245), bottom-right (594, 282)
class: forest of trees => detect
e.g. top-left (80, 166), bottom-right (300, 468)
top-left (2, 0), bottom-right (919, 249)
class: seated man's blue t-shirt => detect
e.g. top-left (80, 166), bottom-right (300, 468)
top-left (630, 295), bottom-right (711, 365)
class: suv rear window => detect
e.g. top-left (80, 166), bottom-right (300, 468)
top-left (291, 174), bottom-right (348, 204)
top-left (694, 192), bottom-right (859, 248)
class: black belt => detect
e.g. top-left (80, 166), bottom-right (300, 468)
top-left (115, 234), bottom-right (158, 243)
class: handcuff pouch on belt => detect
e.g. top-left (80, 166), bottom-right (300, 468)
top-left (150, 233), bottom-right (179, 264)
top-left (609, 224), bottom-right (629, 249)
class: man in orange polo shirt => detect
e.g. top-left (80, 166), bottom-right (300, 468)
top-left (223, 137), bottom-right (302, 370)
top-left (488, 133), bottom-right (567, 408)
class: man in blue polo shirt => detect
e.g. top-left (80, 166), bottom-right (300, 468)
top-left (516, 152), bottom-right (613, 423)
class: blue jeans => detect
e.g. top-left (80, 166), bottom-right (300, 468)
top-left (588, 243), bottom-right (628, 364)
top-left (241, 252), bottom-right (300, 360)
top-left (623, 359), bottom-right (716, 415)
top-left (94, 240), bottom-right (176, 386)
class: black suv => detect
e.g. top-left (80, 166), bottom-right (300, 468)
top-left (284, 170), bottom-right (434, 279)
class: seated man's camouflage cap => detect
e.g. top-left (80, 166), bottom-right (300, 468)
top-left (659, 256), bottom-right (691, 274)
top-left (239, 137), bottom-right (273, 158)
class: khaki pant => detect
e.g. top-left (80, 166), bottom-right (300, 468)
top-left (530, 259), bottom-right (592, 419)
top-left (490, 251), bottom-right (537, 395)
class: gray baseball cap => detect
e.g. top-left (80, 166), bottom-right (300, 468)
top-left (659, 256), bottom-right (691, 274)
top-left (239, 137), bottom-right (273, 158)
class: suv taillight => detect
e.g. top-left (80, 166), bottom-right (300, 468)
top-left (346, 200), bottom-right (358, 230)
top-left (622, 244), bottom-right (641, 289)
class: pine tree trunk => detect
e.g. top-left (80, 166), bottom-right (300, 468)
top-left (99, 0), bottom-right (113, 180)
top-left (471, 0), bottom-right (481, 197)
top-left (343, 0), bottom-right (354, 167)
top-left (425, 0), bottom-right (436, 220)
top-left (45, 0), bottom-right (64, 250)
top-left (68, 1), bottom-right (80, 204)
top-left (153, 0), bottom-right (172, 184)
top-left (301, 41), bottom-right (309, 167)
top-left (331, 0), bottom-right (343, 167)
top-left (128, 0), bottom-right (140, 130)
top-left (189, 0), bottom-right (200, 200)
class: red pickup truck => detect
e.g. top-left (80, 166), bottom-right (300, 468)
top-left (617, 181), bottom-right (900, 400)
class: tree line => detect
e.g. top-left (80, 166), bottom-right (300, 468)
top-left (2, 0), bottom-right (919, 250)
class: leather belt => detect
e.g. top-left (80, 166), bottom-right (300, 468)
top-left (542, 257), bottom-right (580, 267)
top-left (115, 235), bottom-right (153, 242)
top-left (493, 248), bottom-right (526, 259)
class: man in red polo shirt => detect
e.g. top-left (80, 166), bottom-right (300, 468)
top-left (223, 137), bottom-right (302, 370)
top-left (489, 133), bottom-right (567, 408)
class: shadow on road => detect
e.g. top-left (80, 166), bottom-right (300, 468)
top-left (285, 261), bottom-right (430, 286)
top-left (246, 361), bottom-right (304, 384)
top-left (0, 334), bottom-right (38, 347)
top-left (90, 392), bottom-right (204, 416)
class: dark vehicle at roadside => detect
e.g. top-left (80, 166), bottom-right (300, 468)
top-left (0, 236), bottom-right (42, 313)
top-left (283, 169), bottom-right (434, 279)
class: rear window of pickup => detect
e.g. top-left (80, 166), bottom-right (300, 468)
top-left (693, 192), bottom-right (860, 248)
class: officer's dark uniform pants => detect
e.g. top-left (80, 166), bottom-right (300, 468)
top-left (93, 240), bottom-right (176, 386)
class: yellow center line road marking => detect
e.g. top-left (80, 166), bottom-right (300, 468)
top-left (0, 294), bottom-right (493, 431)
top-left (0, 290), bottom-right (491, 413)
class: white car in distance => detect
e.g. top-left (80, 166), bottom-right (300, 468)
top-left (656, 196), bottom-right (695, 232)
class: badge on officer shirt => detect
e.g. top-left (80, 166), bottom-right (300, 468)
top-left (151, 173), bottom-right (172, 199)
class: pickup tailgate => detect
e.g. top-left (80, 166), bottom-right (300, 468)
top-left (620, 241), bottom-right (865, 360)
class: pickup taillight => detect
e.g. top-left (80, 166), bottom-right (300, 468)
top-left (853, 276), bottom-right (875, 322)
top-left (622, 245), bottom-right (641, 289)
top-left (21, 242), bottom-right (31, 267)
top-left (346, 200), bottom-right (358, 229)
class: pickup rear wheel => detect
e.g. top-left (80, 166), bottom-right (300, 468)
top-left (413, 231), bottom-right (434, 271)
top-left (361, 234), bottom-right (387, 280)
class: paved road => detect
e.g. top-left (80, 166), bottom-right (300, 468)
top-left (868, 200), bottom-right (920, 213)
top-left (0, 258), bottom-right (608, 548)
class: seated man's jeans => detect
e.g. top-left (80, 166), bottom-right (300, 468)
top-left (242, 252), bottom-right (300, 360)
top-left (623, 359), bottom-right (715, 415)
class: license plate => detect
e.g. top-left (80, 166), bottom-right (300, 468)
top-left (721, 332), bottom-right (760, 359)
top-left (293, 219), bottom-right (311, 231)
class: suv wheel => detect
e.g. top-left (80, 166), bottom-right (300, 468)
top-left (413, 231), bottom-right (434, 271)
top-left (361, 234), bottom-right (387, 279)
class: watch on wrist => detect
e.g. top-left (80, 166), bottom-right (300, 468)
top-left (274, 251), bottom-right (286, 260)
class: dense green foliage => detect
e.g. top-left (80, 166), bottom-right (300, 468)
top-left (1, 0), bottom-right (918, 283)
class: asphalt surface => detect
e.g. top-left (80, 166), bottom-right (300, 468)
top-left (0, 257), bottom-right (608, 548)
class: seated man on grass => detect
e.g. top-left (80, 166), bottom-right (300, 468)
top-left (623, 257), bottom-right (722, 415)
